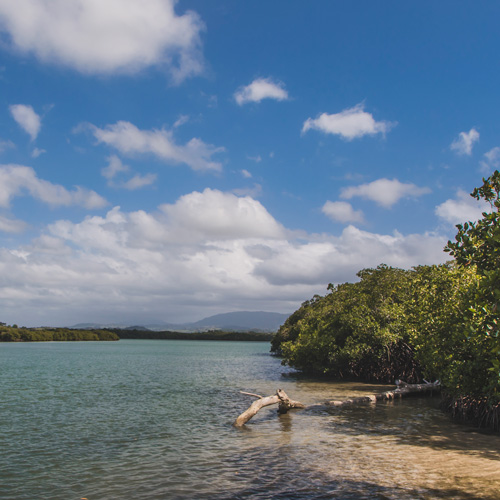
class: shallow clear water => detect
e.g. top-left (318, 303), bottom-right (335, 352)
top-left (0, 340), bottom-right (499, 499)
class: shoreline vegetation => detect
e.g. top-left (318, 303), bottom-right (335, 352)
top-left (0, 325), bottom-right (273, 343)
top-left (112, 329), bottom-right (273, 341)
top-left (0, 325), bottom-right (120, 342)
top-left (271, 171), bottom-right (500, 432)
top-left (270, 263), bottom-right (499, 432)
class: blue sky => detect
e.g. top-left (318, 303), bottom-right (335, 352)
top-left (0, 1), bottom-right (498, 327)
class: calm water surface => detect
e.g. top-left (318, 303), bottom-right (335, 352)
top-left (1, 340), bottom-right (499, 499)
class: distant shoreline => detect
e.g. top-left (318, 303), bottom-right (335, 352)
top-left (0, 325), bottom-right (274, 343)
top-left (112, 329), bottom-right (274, 342)
top-left (0, 326), bottom-right (119, 342)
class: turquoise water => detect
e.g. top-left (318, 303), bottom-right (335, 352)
top-left (1, 340), bottom-right (499, 499)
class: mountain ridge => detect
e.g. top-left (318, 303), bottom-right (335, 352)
top-left (71, 310), bottom-right (290, 333)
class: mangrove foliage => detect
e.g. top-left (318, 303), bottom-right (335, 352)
top-left (272, 171), bottom-right (500, 430)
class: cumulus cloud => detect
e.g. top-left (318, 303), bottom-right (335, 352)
top-left (340, 178), bottom-right (431, 208)
top-left (234, 78), bottom-right (288, 105)
top-left (0, 214), bottom-right (27, 233)
top-left (322, 200), bottom-right (364, 224)
top-left (480, 147), bottom-right (500, 173)
top-left (9, 104), bottom-right (41, 140)
top-left (101, 155), bottom-right (129, 180)
top-left (0, 164), bottom-right (107, 209)
top-left (484, 147), bottom-right (500, 166)
top-left (0, 188), bottom-right (449, 326)
top-left (435, 189), bottom-right (490, 226)
top-left (87, 121), bottom-right (224, 172)
top-left (122, 173), bottom-right (157, 190)
top-left (302, 103), bottom-right (396, 140)
top-left (450, 128), bottom-right (479, 156)
top-left (101, 155), bottom-right (156, 190)
top-left (0, 0), bottom-right (205, 82)
top-left (254, 225), bottom-right (447, 286)
top-left (159, 188), bottom-right (281, 241)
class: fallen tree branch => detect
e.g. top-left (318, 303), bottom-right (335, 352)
top-left (239, 391), bottom-right (263, 399)
top-left (233, 380), bottom-right (440, 426)
top-left (233, 389), bottom-right (306, 427)
top-left (325, 380), bottom-right (440, 407)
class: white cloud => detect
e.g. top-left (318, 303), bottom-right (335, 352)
top-left (232, 184), bottom-right (263, 198)
top-left (322, 201), bottom-right (364, 224)
top-left (241, 169), bottom-right (252, 178)
top-left (0, 0), bottom-right (205, 82)
top-left (173, 115), bottom-right (189, 128)
top-left (340, 178), bottom-right (431, 208)
top-left (9, 104), bottom-right (41, 140)
top-left (122, 173), bottom-right (157, 190)
top-left (0, 164), bottom-right (107, 209)
top-left (302, 103), bottom-right (396, 140)
top-left (31, 147), bottom-right (46, 158)
top-left (450, 128), bottom-right (479, 156)
top-left (0, 188), bottom-right (450, 326)
top-left (435, 189), bottom-right (490, 226)
top-left (88, 121), bottom-right (224, 172)
top-left (0, 214), bottom-right (27, 233)
top-left (101, 155), bottom-right (129, 180)
top-left (160, 188), bottom-right (280, 241)
top-left (234, 78), bottom-right (288, 105)
top-left (0, 139), bottom-right (14, 152)
top-left (101, 155), bottom-right (156, 190)
top-left (484, 147), bottom-right (500, 165)
top-left (480, 146), bottom-right (500, 173)
top-left (254, 225), bottom-right (447, 286)
top-left (247, 155), bottom-right (262, 163)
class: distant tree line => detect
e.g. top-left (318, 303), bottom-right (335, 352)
top-left (272, 171), bottom-right (500, 430)
top-left (0, 326), bottom-right (119, 342)
top-left (112, 329), bottom-right (273, 341)
top-left (0, 323), bottom-right (272, 343)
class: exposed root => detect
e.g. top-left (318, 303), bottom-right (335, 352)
top-left (444, 396), bottom-right (500, 432)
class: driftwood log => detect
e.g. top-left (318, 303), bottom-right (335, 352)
top-left (233, 389), bottom-right (306, 427)
top-left (233, 380), bottom-right (440, 427)
top-left (325, 380), bottom-right (440, 407)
